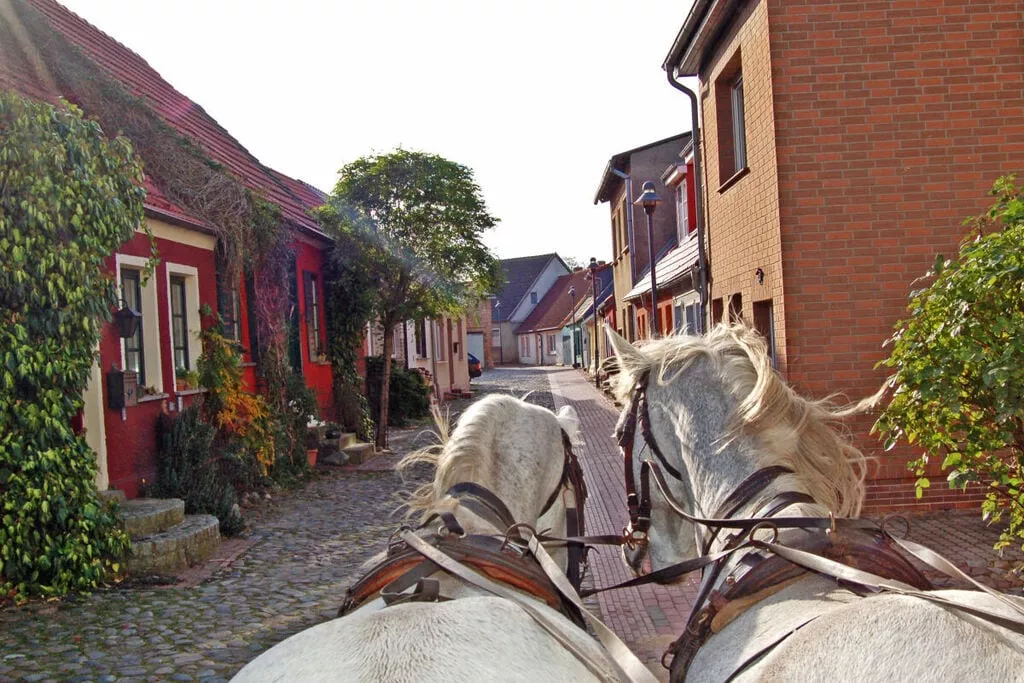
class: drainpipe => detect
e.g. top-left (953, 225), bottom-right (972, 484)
top-left (666, 70), bottom-right (709, 333)
top-left (610, 168), bottom-right (638, 338)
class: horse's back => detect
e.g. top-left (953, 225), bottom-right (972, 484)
top-left (232, 596), bottom-right (616, 682)
top-left (717, 583), bottom-right (1024, 682)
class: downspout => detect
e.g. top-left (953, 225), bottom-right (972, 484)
top-left (610, 168), bottom-right (639, 338)
top-left (667, 70), bottom-right (709, 333)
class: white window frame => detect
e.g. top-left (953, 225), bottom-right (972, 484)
top-left (491, 327), bottom-right (501, 347)
top-left (164, 263), bottom-right (202, 376)
top-left (731, 74), bottom-right (747, 173)
top-left (675, 184), bottom-right (690, 243)
top-left (116, 254), bottom-right (163, 393)
top-left (547, 333), bottom-right (557, 353)
top-left (673, 293), bottom-right (701, 335)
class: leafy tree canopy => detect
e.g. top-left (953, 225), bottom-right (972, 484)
top-left (320, 149), bottom-right (501, 326)
top-left (319, 149), bottom-right (500, 447)
top-left (875, 175), bottom-right (1024, 550)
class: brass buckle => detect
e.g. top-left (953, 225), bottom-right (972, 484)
top-left (622, 524), bottom-right (649, 550)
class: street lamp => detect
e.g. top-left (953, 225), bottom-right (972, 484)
top-left (588, 257), bottom-right (600, 388)
top-left (568, 285), bottom-right (579, 368)
top-left (635, 181), bottom-right (662, 337)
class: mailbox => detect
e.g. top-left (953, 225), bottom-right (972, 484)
top-left (106, 368), bottom-right (139, 410)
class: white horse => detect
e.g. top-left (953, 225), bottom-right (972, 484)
top-left (606, 325), bottom-right (1024, 682)
top-left (233, 394), bottom-right (632, 683)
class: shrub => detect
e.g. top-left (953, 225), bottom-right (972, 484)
top-left (365, 356), bottom-right (431, 427)
top-left (155, 407), bottom-right (244, 536)
top-left (875, 175), bottom-right (1024, 552)
top-left (0, 92), bottom-right (145, 599)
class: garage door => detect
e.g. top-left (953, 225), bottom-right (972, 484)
top-left (467, 332), bottom-right (485, 364)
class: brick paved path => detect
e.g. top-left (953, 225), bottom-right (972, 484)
top-left (547, 367), bottom-right (697, 680)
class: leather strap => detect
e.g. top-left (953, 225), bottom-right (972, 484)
top-left (524, 531), bottom-right (660, 683)
top-left (447, 483), bottom-right (517, 531)
top-left (401, 531), bottom-right (651, 683)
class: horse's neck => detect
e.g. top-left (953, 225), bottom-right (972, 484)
top-left (684, 436), bottom-right (825, 555)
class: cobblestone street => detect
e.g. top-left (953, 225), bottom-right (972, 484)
top-left (0, 465), bottom-right (429, 682)
top-left (2, 365), bottom-right (1022, 682)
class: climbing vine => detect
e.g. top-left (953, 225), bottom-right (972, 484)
top-left (0, 92), bottom-right (143, 600)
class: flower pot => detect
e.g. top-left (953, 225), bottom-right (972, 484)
top-left (176, 378), bottom-right (188, 392)
top-left (306, 448), bottom-right (318, 468)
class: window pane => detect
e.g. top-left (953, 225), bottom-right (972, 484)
top-left (121, 269), bottom-right (145, 386)
top-left (732, 76), bottom-right (746, 171)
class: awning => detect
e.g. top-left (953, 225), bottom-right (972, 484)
top-left (624, 239), bottom-right (699, 302)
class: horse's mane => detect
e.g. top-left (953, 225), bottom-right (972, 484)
top-left (612, 324), bottom-right (867, 516)
top-left (398, 394), bottom-right (531, 521)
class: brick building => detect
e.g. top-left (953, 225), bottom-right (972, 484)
top-left (594, 134), bottom-right (691, 342)
top-left (663, 0), bottom-right (1024, 510)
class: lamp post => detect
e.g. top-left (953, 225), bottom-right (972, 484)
top-left (588, 257), bottom-right (600, 388)
top-left (635, 181), bottom-right (662, 337)
top-left (568, 286), bottom-right (579, 368)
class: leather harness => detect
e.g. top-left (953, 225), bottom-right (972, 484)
top-left (609, 371), bottom-right (1024, 681)
top-left (339, 430), bottom-right (589, 623)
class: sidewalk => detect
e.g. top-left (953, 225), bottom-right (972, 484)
top-left (548, 368), bottom-right (695, 679)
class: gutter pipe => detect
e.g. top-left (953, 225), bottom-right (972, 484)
top-left (666, 71), bottom-right (709, 334)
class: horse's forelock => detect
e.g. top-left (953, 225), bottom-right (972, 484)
top-left (625, 323), bottom-right (867, 517)
top-left (400, 394), bottom-right (554, 521)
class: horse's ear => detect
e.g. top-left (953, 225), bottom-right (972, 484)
top-left (555, 405), bottom-right (580, 443)
top-left (605, 325), bottom-right (644, 375)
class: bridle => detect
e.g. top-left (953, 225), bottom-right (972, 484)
top-left (438, 429), bottom-right (589, 591)
top-left (610, 368), bottom-right (1024, 681)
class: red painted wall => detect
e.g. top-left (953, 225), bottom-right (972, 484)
top-left (294, 239), bottom-right (334, 420)
top-left (101, 231), bottom-right (217, 497)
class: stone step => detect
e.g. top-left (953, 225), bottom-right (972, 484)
top-left (338, 432), bottom-right (358, 448)
top-left (120, 498), bottom-right (186, 540)
top-left (320, 450), bottom-right (349, 467)
top-left (126, 514), bottom-right (221, 575)
top-left (97, 489), bottom-right (126, 505)
top-left (342, 442), bottom-right (375, 465)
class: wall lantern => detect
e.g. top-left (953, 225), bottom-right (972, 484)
top-left (113, 304), bottom-right (142, 338)
top-left (755, 267), bottom-right (765, 286)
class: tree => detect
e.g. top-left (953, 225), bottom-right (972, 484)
top-left (875, 176), bottom-right (1024, 551)
top-left (563, 256), bottom-right (584, 270)
top-left (320, 150), bottom-right (500, 448)
top-left (0, 92), bottom-right (146, 598)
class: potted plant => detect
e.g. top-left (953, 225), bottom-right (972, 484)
top-left (304, 429), bottom-right (320, 468)
top-left (175, 367), bottom-right (199, 392)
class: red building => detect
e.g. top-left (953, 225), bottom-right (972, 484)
top-left (1, 0), bottom-right (336, 497)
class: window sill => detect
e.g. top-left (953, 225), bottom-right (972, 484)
top-left (176, 388), bottom-right (208, 397)
top-left (137, 393), bottom-right (169, 404)
top-left (718, 167), bottom-right (750, 193)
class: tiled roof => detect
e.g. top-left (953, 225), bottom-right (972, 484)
top-left (624, 238), bottom-right (699, 301)
top-left (491, 253), bottom-right (563, 323)
top-left (2, 0), bottom-right (327, 239)
top-left (516, 269), bottom-right (592, 335)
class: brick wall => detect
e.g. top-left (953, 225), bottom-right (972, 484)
top-left (767, 0), bottom-right (1024, 504)
top-left (699, 0), bottom-right (789, 374)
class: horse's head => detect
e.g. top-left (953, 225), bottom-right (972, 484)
top-left (607, 324), bottom-right (867, 574)
top-left (403, 394), bottom-right (581, 544)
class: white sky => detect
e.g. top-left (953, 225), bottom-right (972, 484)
top-left (58, 0), bottom-right (697, 265)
